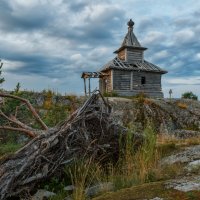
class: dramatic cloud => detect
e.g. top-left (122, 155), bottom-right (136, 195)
top-left (0, 0), bottom-right (200, 98)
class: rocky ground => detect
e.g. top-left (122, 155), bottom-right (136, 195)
top-left (163, 145), bottom-right (200, 193)
top-left (92, 144), bottom-right (200, 200)
top-left (91, 97), bottom-right (200, 200)
top-left (109, 97), bottom-right (200, 138)
top-left (29, 97), bottom-right (200, 200)
top-left (2, 96), bottom-right (200, 200)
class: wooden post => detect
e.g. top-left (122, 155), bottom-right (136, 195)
top-left (83, 78), bottom-right (87, 96)
top-left (169, 89), bottom-right (172, 99)
top-left (130, 71), bottom-right (133, 90)
top-left (88, 78), bottom-right (91, 96)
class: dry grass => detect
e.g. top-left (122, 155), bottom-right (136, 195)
top-left (143, 99), bottom-right (153, 105)
top-left (157, 134), bottom-right (200, 148)
top-left (106, 126), bottom-right (160, 189)
top-left (65, 158), bottom-right (103, 200)
top-left (177, 102), bottom-right (188, 109)
top-left (54, 130), bottom-right (200, 200)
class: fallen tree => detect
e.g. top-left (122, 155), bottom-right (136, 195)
top-left (0, 90), bottom-right (125, 200)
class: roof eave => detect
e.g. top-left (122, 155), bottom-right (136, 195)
top-left (114, 45), bottom-right (148, 53)
top-left (100, 66), bottom-right (168, 74)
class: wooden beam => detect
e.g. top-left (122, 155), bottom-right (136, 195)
top-left (88, 78), bottom-right (91, 96)
top-left (83, 78), bottom-right (87, 96)
top-left (130, 71), bottom-right (133, 90)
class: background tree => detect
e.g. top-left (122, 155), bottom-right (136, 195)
top-left (0, 60), bottom-right (5, 86)
top-left (14, 82), bottom-right (21, 94)
top-left (182, 91), bottom-right (198, 100)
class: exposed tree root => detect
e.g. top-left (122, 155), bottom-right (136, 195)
top-left (0, 90), bottom-right (125, 200)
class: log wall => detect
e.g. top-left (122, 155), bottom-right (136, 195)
top-left (112, 70), bottom-right (164, 98)
top-left (113, 70), bottom-right (131, 91)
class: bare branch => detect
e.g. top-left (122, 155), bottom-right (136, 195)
top-left (10, 115), bottom-right (36, 131)
top-left (0, 126), bottom-right (36, 137)
top-left (0, 93), bottom-right (48, 130)
top-left (0, 110), bottom-right (30, 130)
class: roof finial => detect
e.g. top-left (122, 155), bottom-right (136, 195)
top-left (127, 19), bottom-right (134, 28)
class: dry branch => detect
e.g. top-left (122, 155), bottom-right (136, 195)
top-left (0, 90), bottom-right (125, 200)
top-left (0, 93), bottom-right (48, 130)
top-left (0, 110), bottom-right (35, 134)
top-left (0, 126), bottom-right (36, 138)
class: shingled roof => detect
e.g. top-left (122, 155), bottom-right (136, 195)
top-left (121, 19), bottom-right (141, 47)
top-left (100, 57), bottom-right (167, 74)
top-left (114, 19), bottom-right (147, 53)
top-left (99, 19), bottom-right (167, 74)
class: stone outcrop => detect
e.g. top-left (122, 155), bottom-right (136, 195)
top-left (109, 97), bottom-right (200, 138)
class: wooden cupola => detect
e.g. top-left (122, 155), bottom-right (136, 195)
top-left (114, 19), bottom-right (147, 63)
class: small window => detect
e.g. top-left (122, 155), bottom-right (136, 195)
top-left (141, 76), bottom-right (146, 85)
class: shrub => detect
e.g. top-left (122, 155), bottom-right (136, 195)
top-left (43, 90), bottom-right (54, 109)
top-left (144, 99), bottom-right (153, 105)
top-left (42, 105), bottom-right (69, 127)
top-left (177, 102), bottom-right (187, 109)
top-left (134, 92), bottom-right (149, 104)
top-left (182, 91), bottom-right (198, 100)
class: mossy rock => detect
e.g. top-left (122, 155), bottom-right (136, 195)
top-left (92, 181), bottom-right (200, 200)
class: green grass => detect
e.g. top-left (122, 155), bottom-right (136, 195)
top-left (42, 125), bottom-right (160, 199)
top-left (65, 157), bottom-right (103, 200)
top-left (0, 142), bottom-right (22, 157)
top-left (104, 125), bottom-right (159, 190)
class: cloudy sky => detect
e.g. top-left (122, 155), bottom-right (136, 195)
top-left (0, 0), bottom-right (200, 98)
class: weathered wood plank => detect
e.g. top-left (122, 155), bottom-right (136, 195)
top-left (126, 49), bottom-right (143, 62)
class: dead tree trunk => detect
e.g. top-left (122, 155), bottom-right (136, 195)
top-left (0, 90), bottom-right (125, 200)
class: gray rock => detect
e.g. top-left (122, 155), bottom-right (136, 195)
top-left (57, 97), bottom-right (71, 105)
top-left (31, 189), bottom-right (56, 200)
top-left (109, 97), bottom-right (200, 137)
top-left (166, 176), bottom-right (200, 192)
top-left (35, 95), bottom-right (45, 106)
top-left (64, 196), bottom-right (73, 200)
top-left (85, 182), bottom-right (114, 197)
top-left (186, 160), bottom-right (200, 172)
top-left (64, 185), bottom-right (75, 191)
top-left (174, 129), bottom-right (200, 139)
top-left (161, 145), bottom-right (200, 165)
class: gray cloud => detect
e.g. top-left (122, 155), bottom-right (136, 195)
top-left (0, 0), bottom-right (200, 97)
top-left (0, 0), bottom-right (53, 32)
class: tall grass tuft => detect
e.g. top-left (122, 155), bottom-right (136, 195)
top-left (135, 126), bottom-right (158, 183)
top-left (65, 157), bottom-right (102, 200)
top-left (55, 125), bottom-right (159, 199)
top-left (107, 125), bottom-right (159, 189)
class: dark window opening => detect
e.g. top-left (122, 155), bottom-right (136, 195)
top-left (141, 76), bottom-right (146, 85)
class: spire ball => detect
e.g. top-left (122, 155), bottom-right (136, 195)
top-left (127, 19), bottom-right (134, 27)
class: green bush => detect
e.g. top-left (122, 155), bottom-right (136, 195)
top-left (42, 105), bottom-right (69, 127)
top-left (0, 142), bottom-right (22, 157)
top-left (182, 91), bottom-right (198, 100)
